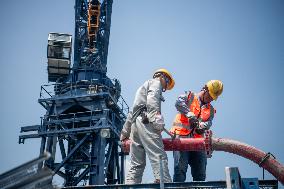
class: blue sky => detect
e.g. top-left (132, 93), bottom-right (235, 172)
top-left (0, 0), bottom-right (284, 186)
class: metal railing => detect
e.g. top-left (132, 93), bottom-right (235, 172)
top-left (62, 180), bottom-right (278, 189)
top-left (0, 152), bottom-right (53, 189)
top-left (39, 81), bottom-right (129, 116)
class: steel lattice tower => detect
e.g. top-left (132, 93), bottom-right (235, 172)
top-left (19, 0), bottom-right (128, 186)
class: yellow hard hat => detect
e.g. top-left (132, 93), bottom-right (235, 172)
top-left (153, 68), bottom-right (175, 90)
top-left (206, 80), bottom-right (223, 100)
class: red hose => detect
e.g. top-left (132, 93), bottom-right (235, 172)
top-left (121, 137), bottom-right (284, 184)
top-left (212, 137), bottom-right (284, 185)
top-left (121, 138), bottom-right (205, 153)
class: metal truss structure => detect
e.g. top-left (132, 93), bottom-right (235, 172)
top-left (19, 0), bottom-right (128, 187)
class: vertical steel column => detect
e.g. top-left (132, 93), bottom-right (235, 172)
top-left (51, 135), bottom-right (57, 166)
top-left (73, 0), bottom-right (86, 69)
top-left (225, 167), bottom-right (241, 189)
top-left (89, 132), bottom-right (106, 185)
top-left (45, 136), bottom-right (54, 168)
top-left (38, 136), bottom-right (46, 169)
top-left (120, 152), bottom-right (125, 184)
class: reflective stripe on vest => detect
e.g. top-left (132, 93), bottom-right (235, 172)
top-left (173, 122), bottom-right (190, 129)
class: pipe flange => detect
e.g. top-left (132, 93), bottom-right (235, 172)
top-left (204, 130), bottom-right (213, 158)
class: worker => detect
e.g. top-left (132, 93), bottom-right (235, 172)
top-left (170, 80), bottom-right (223, 182)
top-left (120, 69), bottom-right (175, 184)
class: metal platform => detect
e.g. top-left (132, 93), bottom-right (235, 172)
top-left (62, 180), bottom-right (278, 189)
top-left (61, 166), bottom-right (279, 189)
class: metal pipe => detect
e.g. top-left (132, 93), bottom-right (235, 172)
top-left (121, 137), bottom-right (284, 185)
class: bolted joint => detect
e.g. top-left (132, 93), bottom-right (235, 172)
top-left (204, 130), bottom-right (213, 158)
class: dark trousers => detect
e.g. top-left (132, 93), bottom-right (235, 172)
top-left (173, 150), bottom-right (207, 182)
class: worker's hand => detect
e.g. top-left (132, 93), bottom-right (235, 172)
top-left (186, 112), bottom-right (197, 121)
top-left (120, 134), bottom-right (128, 141)
top-left (194, 123), bottom-right (206, 135)
top-left (189, 117), bottom-right (199, 130)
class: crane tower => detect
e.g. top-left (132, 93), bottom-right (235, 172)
top-left (19, 0), bottom-right (128, 186)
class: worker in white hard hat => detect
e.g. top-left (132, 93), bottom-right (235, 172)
top-left (170, 80), bottom-right (223, 181)
top-left (120, 68), bottom-right (175, 184)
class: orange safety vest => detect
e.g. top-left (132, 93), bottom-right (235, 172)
top-left (170, 91), bottom-right (215, 138)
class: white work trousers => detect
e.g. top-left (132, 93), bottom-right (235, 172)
top-left (125, 116), bottom-right (172, 184)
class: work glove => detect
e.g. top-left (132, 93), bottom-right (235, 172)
top-left (187, 113), bottom-right (199, 130)
top-left (153, 113), bottom-right (165, 132)
top-left (194, 122), bottom-right (207, 135)
top-left (186, 112), bottom-right (197, 120)
top-left (186, 112), bottom-right (200, 128)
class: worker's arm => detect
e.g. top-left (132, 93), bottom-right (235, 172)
top-left (120, 111), bottom-right (133, 141)
top-left (199, 104), bottom-right (215, 130)
top-left (175, 93), bottom-right (194, 116)
top-left (146, 79), bottom-right (163, 122)
top-left (146, 79), bottom-right (165, 132)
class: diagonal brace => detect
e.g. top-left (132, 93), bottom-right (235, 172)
top-left (53, 134), bottom-right (90, 174)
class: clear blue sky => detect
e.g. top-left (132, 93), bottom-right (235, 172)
top-left (0, 0), bottom-right (284, 186)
